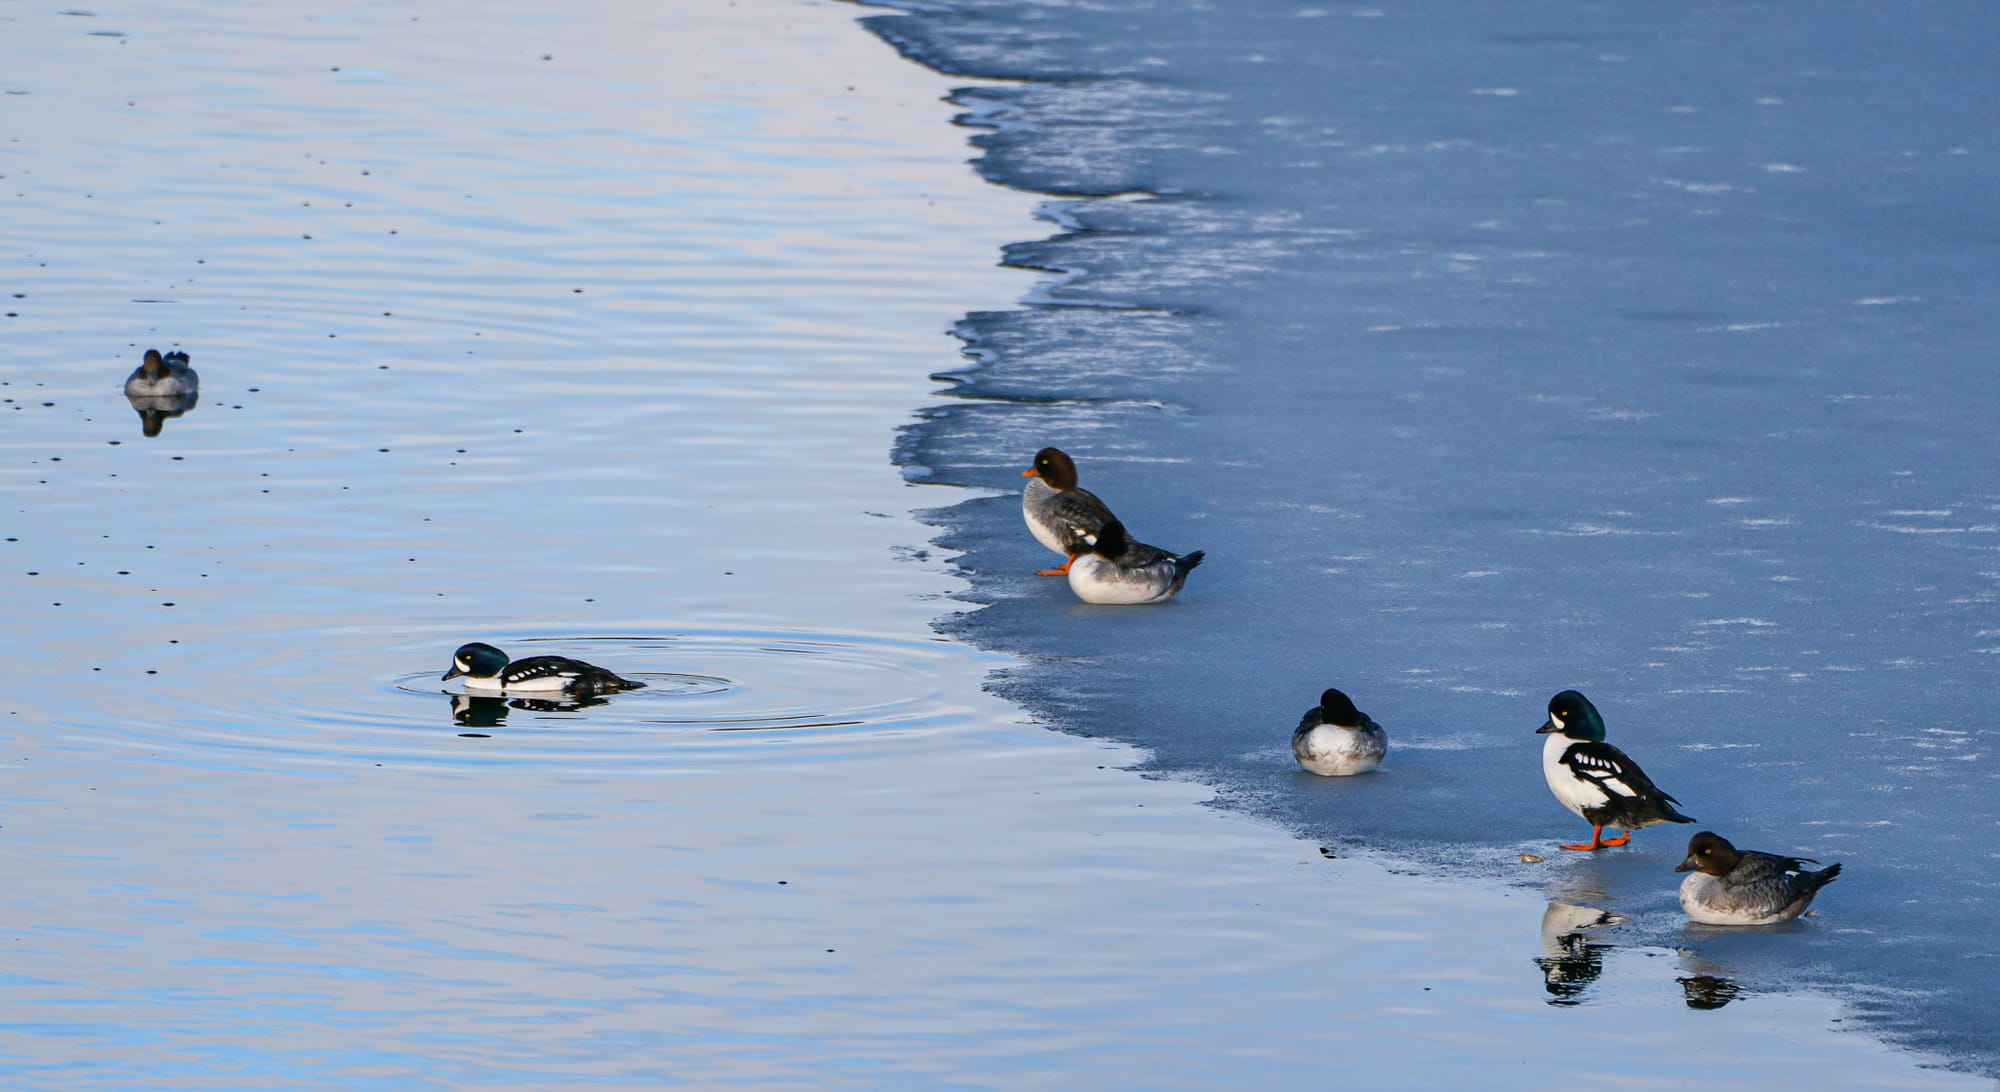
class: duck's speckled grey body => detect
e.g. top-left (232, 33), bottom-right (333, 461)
top-left (1676, 831), bottom-right (1841, 926)
top-left (1066, 519), bottom-right (1203, 605)
top-left (1021, 447), bottom-right (1118, 576)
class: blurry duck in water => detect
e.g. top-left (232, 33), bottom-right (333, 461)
top-left (123, 349), bottom-right (200, 436)
top-left (124, 349), bottom-right (198, 397)
top-left (1021, 447), bottom-right (1119, 576)
top-left (1066, 519), bottom-right (1204, 604)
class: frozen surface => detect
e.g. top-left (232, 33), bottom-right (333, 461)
top-left (878, 0), bottom-right (2000, 1077)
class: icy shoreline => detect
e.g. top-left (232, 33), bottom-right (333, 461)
top-left (877, 0), bottom-right (2000, 1076)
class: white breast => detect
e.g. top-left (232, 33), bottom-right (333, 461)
top-left (126, 375), bottom-right (191, 397)
top-left (462, 672), bottom-right (571, 693)
top-left (1068, 553), bottom-right (1168, 604)
top-left (1294, 724), bottom-right (1385, 776)
top-left (1542, 733), bottom-right (1605, 818)
top-left (1679, 873), bottom-right (1762, 925)
top-left (1021, 478), bottom-right (1067, 555)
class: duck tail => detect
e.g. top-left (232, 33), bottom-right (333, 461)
top-left (1807, 862), bottom-right (1842, 890)
top-left (1175, 550), bottom-right (1205, 581)
top-left (603, 673), bottom-right (647, 692)
top-left (1653, 790), bottom-right (1696, 825)
top-left (574, 671), bottom-right (646, 697)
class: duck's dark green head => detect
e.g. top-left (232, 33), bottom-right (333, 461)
top-left (1318, 687), bottom-right (1363, 725)
top-left (444, 641), bottom-right (509, 681)
top-left (1537, 689), bottom-right (1605, 741)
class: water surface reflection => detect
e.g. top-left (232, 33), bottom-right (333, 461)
top-left (1534, 900), bottom-right (1627, 1007)
top-left (125, 390), bottom-right (199, 437)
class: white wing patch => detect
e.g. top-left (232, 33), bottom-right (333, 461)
top-left (501, 659), bottom-right (582, 691)
top-left (1565, 747), bottom-right (1645, 798)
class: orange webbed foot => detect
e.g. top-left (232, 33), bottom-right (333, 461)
top-left (1036, 556), bottom-right (1076, 576)
top-left (1560, 826), bottom-right (1616, 851)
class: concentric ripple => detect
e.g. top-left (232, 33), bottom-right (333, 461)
top-left (53, 627), bottom-right (983, 773)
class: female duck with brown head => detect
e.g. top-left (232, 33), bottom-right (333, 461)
top-left (1021, 447), bottom-right (1118, 576)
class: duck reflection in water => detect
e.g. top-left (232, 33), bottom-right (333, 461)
top-left (1535, 900), bottom-right (1628, 1006)
top-left (1677, 972), bottom-right (1743, 1010)
top-left (1672, 950), bottom-right (1746, 1010)
top-left (449, 692), bottom-right (608, 732)
top-left (125, 389), bottom-right (199, 437)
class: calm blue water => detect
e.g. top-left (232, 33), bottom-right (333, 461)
top-left (879, 0), bottom-right (2000, 1075)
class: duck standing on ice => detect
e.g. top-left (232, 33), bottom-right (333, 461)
top-left (1021, 447), bottom-right (1118, 577)
top-left (1536, 689), bottom-right (1694, 850)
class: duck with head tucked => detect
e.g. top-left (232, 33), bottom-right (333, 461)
top-left (1066, 518), bottom-right (1203, 605)
top-left (1291, 687), bottom-right (1387, 776)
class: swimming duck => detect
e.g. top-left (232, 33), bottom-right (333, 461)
top-left (1292, 687), bottom-right (1386, 776)
top-left (1537, 689), bottom-right (1694, 850)
top-left (1022, 447), bottom-right (1118, 576)
top-left (124, 349), bottom-right (198, 398)
top-left (442, 642), bottom-right (645, 697)
top-left (1675, 831), bottom-right (1841, 926)
top-left (1066, 519), bottom-right (1204, 604)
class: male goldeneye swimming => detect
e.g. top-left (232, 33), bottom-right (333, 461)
top-left (1291, 687), bottom-right (1386, 776)
top-left (1021, 447), bottom-right (1118, 576)
top-left (1675, 830), bottom-right (1841, 926)
top-left (1536, 689), bottom-right (1693, 850)
top-left (124, 349), bottom-right (198, 398)
top-left (442, 642), bottom-right (645, 697)
top-left (1066, 519), bottom-right (1204, 604)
